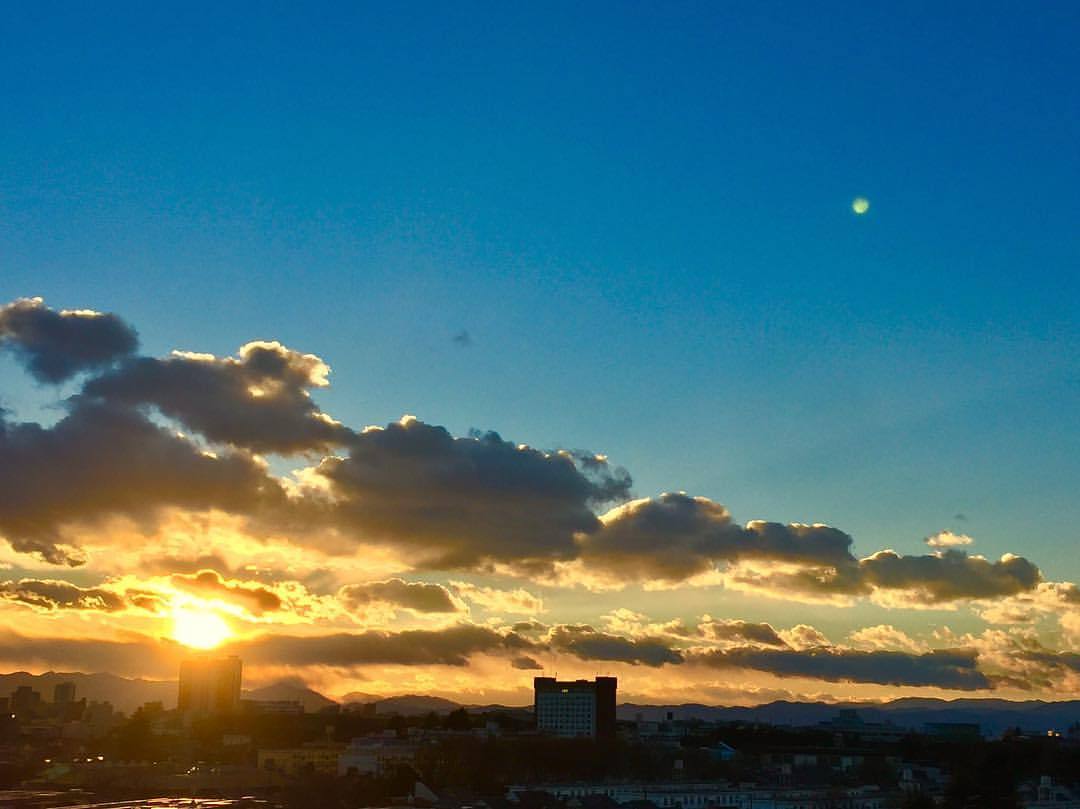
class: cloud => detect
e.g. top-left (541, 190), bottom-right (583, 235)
top-left (306, 417), bottom-right (631, 570)
top-left (575, 494), bottom-right (1042, 607)
top-left (511, 655), bottom-right (543, 670)
top-left (0, 400), bottom-right (285, 565)
top-left (0, 298), bottom-right (137, 383)
top-left (926, 530), bottom-right (974, 548)
top-left (546, 624), bottom-right (683, 667)
top-left (859, 550), bottom-right (1041, 605)
top-left (779, 624), bottom-right (832, 650)
top-left (232, 623), bottom-right (533, 668)
top-left (511, 619), bottom-right (548, 635)
top-left (689, 646), bottom-right (990, 690)
top-left (338, 578), bottom-right (463, 615)
top-left (450, 582), bottom-right (544, 615)
top-left (726, 549), bottom-right (1041, 607)
top-left (697, 617), bottom-right (787, 647)
top-left (0, 578), bottom-right (126, 612)
top-left (170, 570), bottom-right (284, 615)
top-left (82, 342), bottom-right (353, 454)
top-left (973, 581), bottom-right (1080, 628)
top-left (0, 629), bottom-right (181, 679)
top-left (847, 624), bottom-right (926, 654)
top-left (577, 493), bottom-right (855, 586)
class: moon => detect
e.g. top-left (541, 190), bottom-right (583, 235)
top-left (852, 197), bottom-right (870, 215)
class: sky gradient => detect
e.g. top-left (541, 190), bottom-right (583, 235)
top-left (1, 2), bottom-right (1079, 706)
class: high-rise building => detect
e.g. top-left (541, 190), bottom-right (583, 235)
top-left (53, 681), bottom-right (76, 705)
top-left (178, 656), bottom-right (242, 715)
top-left (534, 677), bottom-right (617, 739)
top-left (11, 686), bottom-right (42, 720)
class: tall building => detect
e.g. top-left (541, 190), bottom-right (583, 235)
top-left (178, 656), bottom-right (242, 715)
top-left (10, 686), bottom-right (42, 720)
top-left (534, 677), bottom-right (617, 739)
top-left (53, 681), bottom-right (76, 705)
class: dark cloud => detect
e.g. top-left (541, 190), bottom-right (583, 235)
top-left (690, 646), bottom-right (991, 690)
top-left (309, 417), bottom-right (631, 569)
top-left (546, 624), bottom-right (683, 667)
top-left (0, 401), bottom-right (285, 565)
top-left (0, 298), bottom-right (138, 383)
top-left (233, 624), bottom-right (533, 668)
top-left (511, 620), bottom-right (549, 634)
top-left (82, 341), bottom-right (353, 454)
top-left (170, 570), bottom-right (283, 615)
top-left (590, 495), bottom-right (1040, 604)
top-left (338, 578), bottom-right (462, 614)
top-left (859, 550), bottom-right (1041, 603)
top-left (581, 494), bottom-right (743, 581)
top-left (580, 493), bottom-right (855, 583)
top-left (731, 549), bottom-right (1041, 605)
top-left (510, 655), bottom-right (543, 670)
top-left (0, 629), bottom-right (180, 679)
top-left (697, 618), bottom-right (787, 647)
top-left (0, 578), bottom-right (126, 612)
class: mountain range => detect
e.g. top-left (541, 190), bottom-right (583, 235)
top-left (4, 672), bottom-right (1079, 735)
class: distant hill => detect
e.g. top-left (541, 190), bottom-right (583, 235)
top-left (243, 682), bottom-right (338, 713)
top-left (5, 671), bottom-right (1080, 735)
top-left (375, 694), bottom-right (461, 716)
top-left (0, 671), bottom-right (175, 713)
top-left (618, 698), bottom-right (1080, 736)
top-left (339, 691), bottom-right (382, 706)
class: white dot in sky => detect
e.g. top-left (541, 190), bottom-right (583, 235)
top-left (852, 197), bottom-right (870, 215)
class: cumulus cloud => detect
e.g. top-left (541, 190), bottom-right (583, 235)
top-left (511, 655), bottom-right (543, 670)
top-left (338, 578), bottom-right (463, 615)
top-left (575, 493), bottom-right (856, 587)
top-left (847, 624), bottom-right (926, 654)
top-left (511, 619), bottom-right (548, 635)
top-left (859, 550), bottom-right (1040, 605)
top-left (450, 581), bottom-right (544, 615)
top-left (233, 623), bottom-right (533, 668)
top-left (170, 570), bottom-right (284, 615)
top-left (306, 417), bottom-right (630, 570)
top-left (577, 492), bottom-right (1042, 608)
top-left (82, 342), bottom-right (352, 454)
top-left (689, 646), bottom-right (990, 690)
top-left (726, 549), bottom-right (1041, 607)
top-left (1, 296), bottom-right (1048, 619)
top-left (0, 401), bottom-right (285, 565)
top-left (697, 617), bottom-right (787, 647)
top-left (546, 624), bottom-right (683, 667)
top-left (0, 578), bottom-right (126, 612)
top-left (926, 530), bottom-right (974, 548)
top-left (0, 298), bottom-right (137, 383)
top-left (779, 624), bottom-right (832, 650)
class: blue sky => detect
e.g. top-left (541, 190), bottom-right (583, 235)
top-left (1, 2), bottom-right (1079, 699)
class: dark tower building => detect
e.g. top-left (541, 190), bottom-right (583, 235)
top-left (178, 656), bottom-right (242, 715)
top-left (534, 676), bottom-right (617, 739)
top-left (53, 681), bottom-right (76, 705)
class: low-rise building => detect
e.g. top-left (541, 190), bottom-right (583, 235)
top-left (337, 737), bottom-right (419, 777)
top-left (257, 743), bottom-right (345, 776)
top-left (506, 781), bottom-right (893, 809)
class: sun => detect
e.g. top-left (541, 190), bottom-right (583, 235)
top-left (171, 605), bottom-right (233, 649)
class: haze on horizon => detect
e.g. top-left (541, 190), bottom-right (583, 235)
top-left (1, 3), bottom-right (1079, 707)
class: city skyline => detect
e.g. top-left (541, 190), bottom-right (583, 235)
top-left (2, 3), bottom-right (1080, 709)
